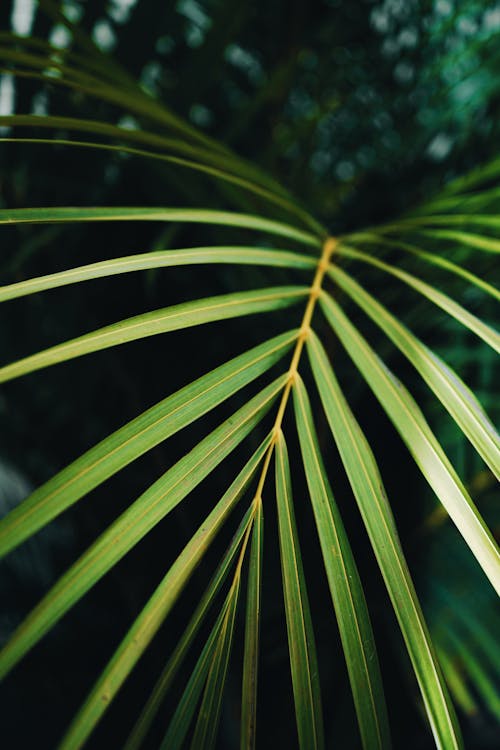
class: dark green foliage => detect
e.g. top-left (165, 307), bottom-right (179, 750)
top-left (0, 2), bottom-right (498, 749)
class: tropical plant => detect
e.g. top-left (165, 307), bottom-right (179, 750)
top-left (0, 2), bottom-right (499, 749)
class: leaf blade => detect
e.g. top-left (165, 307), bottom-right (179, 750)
top-left (319, 292), bottom-right (500, 595)
top-left (337, 245), bottom-right (500, 352)
top-left (0, 206), bottom-right (320, 247)
top-left (378, 214), bottom-right (500, 231)
top-left (0, 247), bottom-right (315, 303)
top-left (0, 113), bottom-right (293, 200)
top-left (57, 442), bottom-right (267, 750)
top-left (189, 573), bottom-right (241, 750)
top-left (0, 135), bottom-right (322, 232)
top-left (0, 380), bottom-right (284, 680)
top-left (124, 504), bottom-right (258, 750)
top-left (0, 330), bottom-right (297, 557)
top-left (328, 267), bottom-right (500, 478)
top-left (307, 331), bottom-right (462, 749)
top-left (158, 613), bottom-right (225, 750)
top-left (275, 431), bottom-right (325, 750)
top-left (343, 234), bottom-right (499, 302)
top-left (417, 229), bottom-right (500, 254)
top-left (293, 376), bottom-right (391, 750)
top-left (0, 286), bottom-right (308, 383)
top-left (240, 497), bottom-right (264, 750)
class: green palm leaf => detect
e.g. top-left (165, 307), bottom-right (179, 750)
top-left (1, 136), bottom-right (320, 230)
top-left (0, 287), bottom-right (308, 383)
top-left (337, 245), bottom-right (499, 351)
top-left (0, 114), bottom-right (291, 198)
top-left (159, 585), bottom-right (237, 750)
top-left (444, 633), bottom-right (500, 719)
top-left (343, 234), bottom-right (499, 301)
top-left (319, 292), bottom-right (500, 595)
top-left (0, 383), bottom-right (282, 680)
top-left (1, 9), bottom-right (498, 747)
top-left (307, 331), bottom-right (462, 749)
top-left (0, 206), bottom-right (320, 247)
top-left (327, 268), bottom-right (500, 478)
top-left (190, 565), bottom-right (241, 750)
top-left (0, 246), bottom-right (315, 303)
top-left (0, 45), bottom-right (235, 152)
top-left (275, 430), bottom-right (325, 750)
top-left (417, 229), bottom-right (499, 254)
top-left (43, 440), bottom-right (268, 749)
top-left (124, 503), bottom-right (257, 750)
top-left (365, 214), bottom-right (500, 233)
top-left (293, 375), bottom-right (391, 750)
top-left (437, 648), bottom-right (477, 717)
top-left (240, 497), bottom-right (264, 750)
top-left (0, 330), bottom-right (296, 557)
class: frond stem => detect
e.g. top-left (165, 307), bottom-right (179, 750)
top-left (253, 237), bottom-right (338, 501)
top-left (234, 499), bottom-right (261, 583)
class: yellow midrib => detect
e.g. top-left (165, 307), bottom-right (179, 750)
top-left (252, 236), bottom-right (338, 502)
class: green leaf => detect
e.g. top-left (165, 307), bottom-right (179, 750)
top-left (417, 229), bottom-right (500, 254)
top-left (412, 185), bottom-right (500, 216)
top-left (434, 157), bottom-right (500, 197)
top-left (0, 286), bottom-right (308, 383)
top-left (306, 332), bottom-right (462, 749)
top-left (327, 267), bottom-right (500, 479)
top-left (0, 32), bottom-right (120, 86)
top-left (275, 431), bottom-right (325, 750)
top-left (430, 583), bottom-right (500, 674)
top-left (125, 504), bottom-right (257, 750)
top-left (0, 330), bottom-right (296, 557)
top-left (0, 32), bottom-right (324, 233)
top-left (0, 206), bottom-right (320, 248)
top-left (190, 569), bottom-right (241, 750)
top-left (343, 234), bottom-right (499, 302)
top-left (0, 45), bottom-right (110, 87)
top-left (366, 215), bottom-right (500, 233)
top-left (437, 648), bottom-right (477, 717)
top-left (0, 136), bottom-right (322, 232)
top-left (319, 292), bottom-right (500, 596)
top-left (35, 0), bottom-right (167, 87)
top-left (0, 44), bottom-right (231, 153)
top-left (0, 379), bottom-right (284, 680)
top-left (0, 246), bottom-right (315, 303)
top-left (0, 114), bottom-right (291, 200)
top-left (159, 588), bottom-right (234, 750)
top-left (57, 446), bottom-right (266, 750)
top-left (337, 245), bottom-right (500, 352)
top-left (240, 497), bottom-right (264, 750)
top-left (445, 636), bottom-right (500, 720)
top-left (292, 376), bottom-right (391, 750)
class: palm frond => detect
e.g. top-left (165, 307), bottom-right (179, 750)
top-left (0, 9), bottom-right (499, 749)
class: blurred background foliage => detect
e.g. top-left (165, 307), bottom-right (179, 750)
top-left (0, 0), bottom-right (498, 748)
